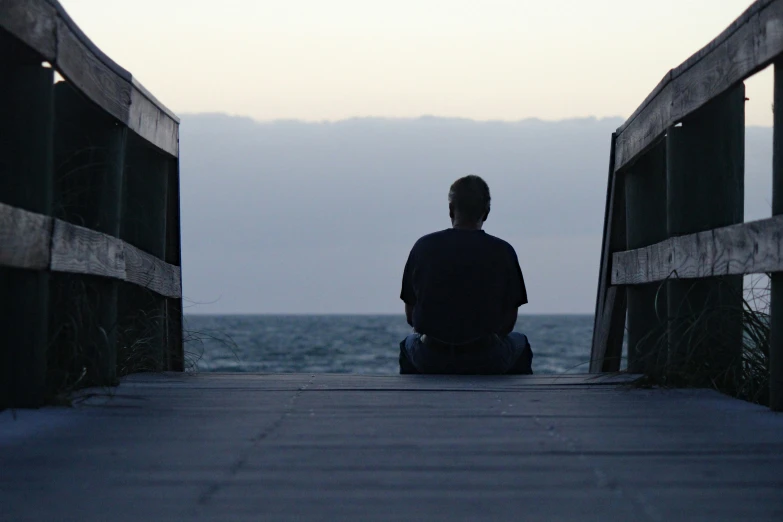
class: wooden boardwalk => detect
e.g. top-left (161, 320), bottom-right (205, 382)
top-left (1, 373), bottom-right (782, 521)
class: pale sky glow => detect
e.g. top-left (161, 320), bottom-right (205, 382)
top-left (59, 0), bottom-right (772, 125)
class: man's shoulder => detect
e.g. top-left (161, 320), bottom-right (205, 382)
top-left (411, 229), bottom-right (451, 248)
top-left (412, 229), bottom-right (517, 256)
top-left (481, 232), bottom-right (518, 256)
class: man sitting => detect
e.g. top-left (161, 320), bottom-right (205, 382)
top-left (399, 175), bottom-right (533, 375)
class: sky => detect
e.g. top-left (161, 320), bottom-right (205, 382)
top-left (59, 0), bottom-right (772, 125)
top-left (53, 0), bottom-right (776, 314)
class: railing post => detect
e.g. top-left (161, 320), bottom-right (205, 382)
top-left (590, 134), bottom-right (627, 372)
top-left (625, 141), bottom-right (668, 375)
top-left (770, 62), bottom-right (783, 411)
top-left (165, 157), bottom-right (184, 371)
top-left (666, 84), bottom-right (745, 387)
top-left (118, 136), bottom-right (169, 374)
top-left (0, 62), bottom-right (54, 408)
top-left (49, 82), bottom-right (126, 389)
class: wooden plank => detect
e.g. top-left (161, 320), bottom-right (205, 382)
top-left (612, 215), bottom-right (783, 284)
top-left (164, 157), bottom-right (184, 370)
top-left (0, 65), bottom-right (54, 408)
top-left (771, 61), bottom-right (783, 412)
top-left (53, 17), bottom-right (131, 128)
top-left (0, 0), bottom-right (57, 61)
top-left (0, 202), bottom-right (52, 270)
top-left (0, 203), bottom-right (181, 298)
top-left (124, 243), bottom-right (181, 298)
top-left (614, 0), bottom-right (783, 171)
top-left (49, 81), bottom-right (128, 387)
top-left (625, 142), bottom-right (668, 374)
top-left (592, 286), bottom-right (617, 371)
top-left (4, 373), bottom-right (783, 520)
top-left (129, 80), bottom-right (179, 157)
top-left (0, 0), bottom-right (180, 156)
top-left (118, 136), bottom-right (171, 372)
top-left (665, 87), bottom-right (745, 380)
top-left (590, 134), bottom-right (626, 372)
top-left (49, 220), bottom-right (125, 279)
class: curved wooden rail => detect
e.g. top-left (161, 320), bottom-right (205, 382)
top-left (592, 0), bottom-right (783, 411)
top-left (0, 0), bottom-right (179, 157)
top-left (1, 1), bottom-right (183, 407)
top-left (614, 0), bottom-right (783, 171)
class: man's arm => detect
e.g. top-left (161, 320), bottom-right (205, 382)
top-left (405, 303), bottom-right (414, 327)
top-left (499, 308), bottom-right (518, 335)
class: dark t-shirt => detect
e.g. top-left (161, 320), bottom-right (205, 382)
top-left (400, 228), bottom-right (527, 344)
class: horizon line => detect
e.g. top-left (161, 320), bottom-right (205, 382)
top-left (177, 112), bottom-right (775, 128)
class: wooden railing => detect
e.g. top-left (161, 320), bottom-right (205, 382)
top-left (0, 0), bottom-right (182, 408)
top-left (590, 0), bottom-right (783, 411)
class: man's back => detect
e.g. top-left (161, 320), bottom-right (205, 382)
top-left (401, 228), bottom-right (527, 344)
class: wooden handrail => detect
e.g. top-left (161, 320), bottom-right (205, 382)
top-left (614, 0), bottom-right (783, 172)
top-left (0, 0), bottom-right (179, 157)
top-left (612, 215), bottom-right (783, 285)
top-left (0, 202), bottom-right (182, 298)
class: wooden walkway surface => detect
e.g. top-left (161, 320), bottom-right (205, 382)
top-left (1, 373), bottom-right (782, 521)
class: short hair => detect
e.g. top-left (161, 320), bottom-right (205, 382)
top-left (448, 175), bottom-right (491, 222)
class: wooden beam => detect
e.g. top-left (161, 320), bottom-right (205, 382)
top-left (590, 134), bottom-right (627, 373)
top-left (124, 243), bottom-right (182, 299)
top-left (0, 203), bottom-right (182, 298)
top-left (0, 0), bottom-right (179, 156)
top-left (0, 64), bottom-right (54, 408)
top-left (625, 141), bottom-right (668, 374)
top-left (770, 61), bottom-right (783, 412)
top-left (665, 85), bottom-right (745, 382)
top-left (118, 135), bottom-right (171, 373)
top-left (614, 0), bottom-right (783, 171)
top-left (0, 202), bottom-right (52, 270)
top-left (164, 157), bottom-right (184, 371)
top-left (612, 215), bottom-right (783, 285)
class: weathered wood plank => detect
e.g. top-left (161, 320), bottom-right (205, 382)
top-left (164, 157), bottom-right (184, 370)
top-left (0, 0), bottom-right (57, 61)
top-left (615, 0), bottom-right (783, 171)
top-left (612, 215), bottom-right (783, 285)
top-left (54, 17), bottom-right (131, 129)
top-left (4, 373), bottom-right (783, 520)
top-left (49, 220), bottom-right (125, 280)
top-left (0, 203), bottom-right (180, 297)
top-left (0, 202), bottom-right (52, 270)
top-left (124, 243), bottom-right (181, 298)
top-left (0, 65), bottom-right (54, 408)
top-left (129, 79), bottom-right (178, 157)
top-left (771, 61), bottom-right (783, 412)
top-left (0, 0), bottom-right (180, 156)
top-left (625, 142), bottom-right (668, 374)
top-left (590, 135), bottom-right (626, 372)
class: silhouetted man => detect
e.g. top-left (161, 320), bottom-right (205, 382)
top-left (399, 175), bottom-right (533, 374)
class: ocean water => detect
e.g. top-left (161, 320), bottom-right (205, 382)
top-left (184, 315), bottom-right (595, 375)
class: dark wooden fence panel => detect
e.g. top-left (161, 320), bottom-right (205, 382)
top-left (665, 85), bottom-right (745, 382)
top-left (0, 2), bottom-right (183, 407)
top-left (165, 159), bottom-right (184, 371)
top-left (625, 141), bottom-right (668, 374)
top-left (49, 82), bottom-right (126, 389)
top-left (0, 63), bottom-right (54, 408)
top-left (771, 61), bottom-right (783, 411)
top-left (590, 134), bottom-right (627, 372)
top-left (118, 135), bottom-right (170, 374)
top-left (594, 0), bottom-right (783, 410)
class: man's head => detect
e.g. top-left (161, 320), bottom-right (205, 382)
top-left (448, 175), bottom-right (491, 229)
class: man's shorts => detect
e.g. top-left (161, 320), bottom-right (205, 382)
top-left (399, 332), bottom-right (533, 375)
